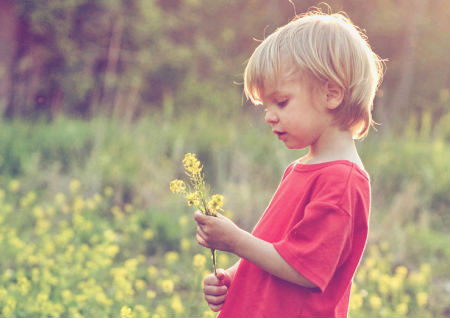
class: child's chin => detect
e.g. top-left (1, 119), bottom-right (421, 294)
top-left (285, 143), bottom-right (305, 150)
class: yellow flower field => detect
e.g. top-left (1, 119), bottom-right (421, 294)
top-left (0, 179), bottom-right (228, 317)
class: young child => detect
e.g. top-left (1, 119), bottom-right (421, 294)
top-left (194, 9), bottom-right (383, 318)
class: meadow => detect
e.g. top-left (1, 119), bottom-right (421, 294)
top-left (0, 110), bottom-right (449, 317)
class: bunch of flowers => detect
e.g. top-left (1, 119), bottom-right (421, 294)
top-left (170, 153), bottom-right (225, 275)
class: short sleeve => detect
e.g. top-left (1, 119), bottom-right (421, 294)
top-left (273, 201), bottom-right (352, 292)
top-left (280, 162), bottom-right (296, 182)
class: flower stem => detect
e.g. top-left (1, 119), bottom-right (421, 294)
top-left (211, 248), bottom-right (217, 277)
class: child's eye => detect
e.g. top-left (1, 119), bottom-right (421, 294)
top-left (277, 100), bottom-right (288, 107)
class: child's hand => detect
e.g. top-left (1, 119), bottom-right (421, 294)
top-left (194, 210), bottom-right (243, 253)
top-left (203, 268), bottom-right (232, 312)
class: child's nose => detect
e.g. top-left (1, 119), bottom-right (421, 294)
top-left (264, 109), bottom-right (279, 124)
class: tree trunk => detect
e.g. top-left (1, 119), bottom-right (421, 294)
top-left (0, 0), bottom-right (18, 117)
top-left (388, 0), bottom-right (427, 130)
top-left (100, 12), bottom-right (123, 116)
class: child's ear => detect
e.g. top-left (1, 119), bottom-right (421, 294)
top-left (325, 81), bottom-right (344, 110)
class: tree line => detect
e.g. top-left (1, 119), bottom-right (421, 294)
top-left (0, 0), bottom-right (448, 135)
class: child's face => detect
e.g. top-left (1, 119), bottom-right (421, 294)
top-left (262, 68), bottom-right (332, 150)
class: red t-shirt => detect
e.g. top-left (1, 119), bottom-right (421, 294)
top-left (218, 160), bottom-right (371, 318)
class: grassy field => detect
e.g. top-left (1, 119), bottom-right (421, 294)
top-left (0, 112), bottom-right (448, 317)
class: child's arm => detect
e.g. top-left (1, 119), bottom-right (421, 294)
top-left (194, 211), bottom-right (316, 288)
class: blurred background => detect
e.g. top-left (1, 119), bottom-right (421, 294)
top-left (0, 0), bottom-right (448, 317)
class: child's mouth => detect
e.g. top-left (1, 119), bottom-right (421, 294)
top-left (273, 131), bottom-right (287, 139)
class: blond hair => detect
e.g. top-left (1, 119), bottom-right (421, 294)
top-left (244, 9), bottom-right (384, 139)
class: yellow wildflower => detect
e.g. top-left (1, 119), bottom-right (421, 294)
top-left (120, 306), bottom-right (133, 318)
top-left (8, 179), bottom-right (20, 193)
top-left (180, 238), bottom-right (191, 251)
top-left (124, 258), bottom-right (139, 272)
top-left (61, 290), bottom-right (73, 304)
top-left (94, 193), bottom-right (102, 203)
top-left (134, 305), bottom-right (150, 318)
top-left (193, 254), bottom-right (207, 268)
top-left (73, 196), bottom-right (85, 212)
top-left (182, 153), bottom-right (202, 174)
top-left (148, 266), bottom-right (158, 279)
top-left (2, 299), bottom-right (15, 317)
top-left (390, 276), bottom-right (403, 291)
top-left (350, 293), bottom-right (363, 310)
top-left (171, 295), bottom-right (184, 315)
top-left (365, 257), bottom-right (376, 268)
top-left (160, 279), bottom-right (174, 293)
top-left (171, 152), bottom-right (226, 274)
top-left (409, 272), bottom-right (426, 286)
top-left (69, 179), bottom-right (81, 194)
top-left (416, 292), bottom-right (428, 307)
top-left (68, 307), bottom-right (83, 318)
top-left (368, 268), bottom-right (380, 281)
top-left (185, 192), bottom-right (200, 207)
top-left (0, 288), bottom-right (7, 299)
top-left (135, 279), bottom-right (146, 291)
top-left (169, 179), bottom-right (186, 194)
top-left (20, 191), bottom-right (36, 208)
top-left (165, 251), bottom-right (179, 265)
top-left (104, 229), bottom-right (116, 242)
top-left (111, 205), bottom-right (124, 219)
top-left (32, 206), bottom-right (45, 219)
top-left (96, 293), bottom-right (112, 307)
top-left (369, 295), bottom-right (382, 310)
top-left (37, 292), bottom-right (49, 303)
top-left (31, 268), bottom-right (40, 282)
top-left (203, 310), bottom-right (216, 318)
top-left (155, 305), bottom-right (167, 318)
top-left (179, 215), bottom-right (189, 227)
top-left (143, 229), bottom-right (155, 240)
top-left (396, 303), bottom-right (408, 315)
top-left (208, 194), bottom-right (225, 215)
top-left (17, 274), bottom-right (31, 295)
top-left (146, 290), bottom-right (156, 299)
top-left (395, 265), bottom-right (408, 278)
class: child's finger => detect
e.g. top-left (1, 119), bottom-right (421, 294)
top-left (216, 268), bottom-right (232, 287)
top-left (216, 268), bottom-right (225, 280)
top-left (196, 232), bottom-right (208, 248)
top-left (205, 293), bottom-right (227, 305)
top-left (204, 273), bottom-right (222, 286)
top-left (194, 210), bottom-right (208, 225)
top-left (208, 303), bottom-right (224, 312)
top-left (197, 225), bottom-right (208, 238)
top-left (204, 273), bottom-right (219, 284)
top-left (203, 284), bottom-right (228, 296)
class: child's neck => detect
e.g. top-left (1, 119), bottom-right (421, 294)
top-left (299, 128), bottom-right (365, 170)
